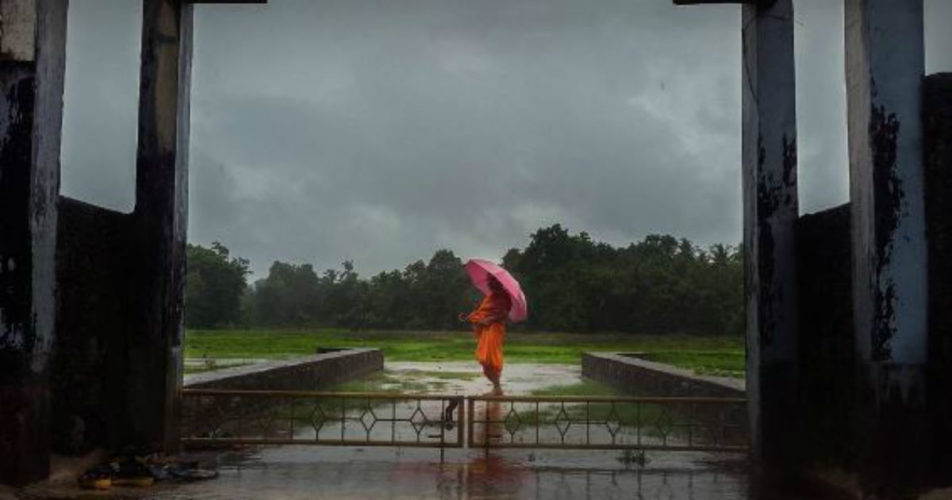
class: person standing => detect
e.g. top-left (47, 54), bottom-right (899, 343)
top-left (460, 276), bottom-right (512, 395)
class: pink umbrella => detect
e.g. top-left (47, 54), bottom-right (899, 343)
top-left (464, 259), bottom-right (528, 323)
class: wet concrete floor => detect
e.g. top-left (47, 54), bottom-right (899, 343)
top-left (19, 446), bottom-right (750, 500)
top-left (19, 362), bottom-right (757, 499)
top-left (162, 447), bottom-right (748, 500)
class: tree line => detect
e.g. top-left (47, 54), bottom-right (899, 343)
top-left (185, 224), bottom-right (744, 335)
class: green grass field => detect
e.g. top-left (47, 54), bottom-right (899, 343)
top-left (185, 328), bottom-right (745, 376)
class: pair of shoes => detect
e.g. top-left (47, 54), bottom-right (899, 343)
top-left (79, 456), bottom-right (155, 489)
top-left (78, 465), bottom-right (111, 490)
top-left (110, 457), bottom-right (156, 487)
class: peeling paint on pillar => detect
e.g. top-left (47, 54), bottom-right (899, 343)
top-left (29, 0), bottom-right (67, 378)
top-left (847, 0), bottom-right (927, 371)
top-left (0, 69), bottom-right (36, 360)
top-left (741, 0), bottom-right (799, 476)
top-left (130, 0), bottom-right (192, 453)
top-left (846, 0), bottom-right (929, 494)
top-left (869, 105), bottom-right (903, 361)
top-left (0, 62), bottom-right (45, 490)
top-left (0, 0), bottom-right (67, 485)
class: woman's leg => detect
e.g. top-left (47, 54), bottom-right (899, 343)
top-left (476, 324), bottom-right (505, 395)
top-left (489, 374), bottom-right (503, 395)
top-left (482, 363), bottom-right (503, 395)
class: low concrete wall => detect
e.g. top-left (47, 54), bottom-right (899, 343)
top-left (796, 204), bottom-right (858, 468)
top-left (52, 197), bottom-right (137, 455)
top-left (581, 352), bottom-right (744, 398)
top-left (184, 348), bottom-right (383, 390)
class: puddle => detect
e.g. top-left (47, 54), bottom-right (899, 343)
top-left (336, 362), bottom-right (583, 396)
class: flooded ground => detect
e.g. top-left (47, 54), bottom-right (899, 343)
top-left (21, 362), bottom-right (755, 500)
top-left (339, 361), bottom-right (584, 395)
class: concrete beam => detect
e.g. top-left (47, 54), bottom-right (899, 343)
top-left (130, 0), bottom-right (192, 453)
top-left (845, 0), bottom-right (928, 494)
top-left (740, 0), bottom-right (799, 478)
top-left (1, 0), bottom-right (37, 61)
top-left (0, 0), bottom-right (68, 486)
top-left (673, 0), bottom-right (756, 4)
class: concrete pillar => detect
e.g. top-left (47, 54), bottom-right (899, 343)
top-left (0, 0), bottom-right (68, 485)
top-left (924, 71), bottom-right (952, 487)
top-left (845, 0), bottom-right (929, 495)
top-left (129, 0), bottom-right (192, 452)
top-left (924, 72), bottom-right (952, 485)
top-left (740, 0), bottom-right (799, 478)
top-left (674, 0), bottom-right (800, 478)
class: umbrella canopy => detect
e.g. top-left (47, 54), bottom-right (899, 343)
top-left (464, 259), bottom-right (528, 323)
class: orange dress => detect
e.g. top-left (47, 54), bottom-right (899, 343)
top-left (466, 292), bottom-right (511, 379)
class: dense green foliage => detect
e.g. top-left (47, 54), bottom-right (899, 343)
top-left (184, 242), bottom-right (250, 328)
top-left (185, 224), bottom-right (743, 335)
top-left (503, 225), bottom-right (744, 335)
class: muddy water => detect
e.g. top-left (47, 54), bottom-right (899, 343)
top-left (26, 362), bottom-right (757, 499)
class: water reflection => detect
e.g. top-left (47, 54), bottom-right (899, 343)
top-left (128, 445), bottom-right (750, 500)
top-left (459, 460), bottom-right (746, 500)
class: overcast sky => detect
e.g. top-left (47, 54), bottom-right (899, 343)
top-left (60, 0), bottom-right (952, 277)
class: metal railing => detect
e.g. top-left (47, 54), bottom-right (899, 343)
top-left (181, 390), bottom-right (747, 453)
top-left (467, 395), bottom-right (747, 452)
top-left (181, 389), bottom-right (464, 448)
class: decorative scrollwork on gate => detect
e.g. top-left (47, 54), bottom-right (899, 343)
top-left (181, 390), bottom-right (747, 452)
top-left (181, 389), bottom-right (465, 448)
top-left (467, 395), bottom-right (747, 452)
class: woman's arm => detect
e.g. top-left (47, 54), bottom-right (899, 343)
top-left (476, 294), bottom-right (510, 325)
top-left (463, 293), bottom-right (510, 326)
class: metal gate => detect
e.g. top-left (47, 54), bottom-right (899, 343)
top-left (467, 395), bottom-right (747, 452)
top-left (181, 389), bottom-right (465, 448)
top-left (181, 389), bottom-right (747, 452)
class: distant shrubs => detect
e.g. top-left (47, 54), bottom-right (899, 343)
top-left (185, 225), bottom-right (743, 335)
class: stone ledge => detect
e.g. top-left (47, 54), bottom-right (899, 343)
top-left (582, 352), bottom-right (745, 398)
top-left (184, 348), bottom-right (383, 391)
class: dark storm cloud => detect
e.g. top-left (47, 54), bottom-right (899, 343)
top-left (60, 0), bottom-right (952, 276)
top-left (187, 0), bottom-right (741, 275)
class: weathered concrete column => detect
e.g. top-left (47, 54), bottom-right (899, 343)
top-left (673, 0), bottom-right (800, 478)
top-left (740, 0), bottom-right (799, 478)
top-left (845, 0), bottom-right (929, 495)
top-left (130, 0), bottom-right (192, 452)
top-left (924, 73), bottom-right (952, 486)
top-left (0, 0), bottom-right (68, 485)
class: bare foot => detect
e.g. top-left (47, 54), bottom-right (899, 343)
top-left (492, 385), bottom-right (504, 396)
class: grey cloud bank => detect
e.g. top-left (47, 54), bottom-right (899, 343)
top-left (60, 0), bottom-right (952, 276)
